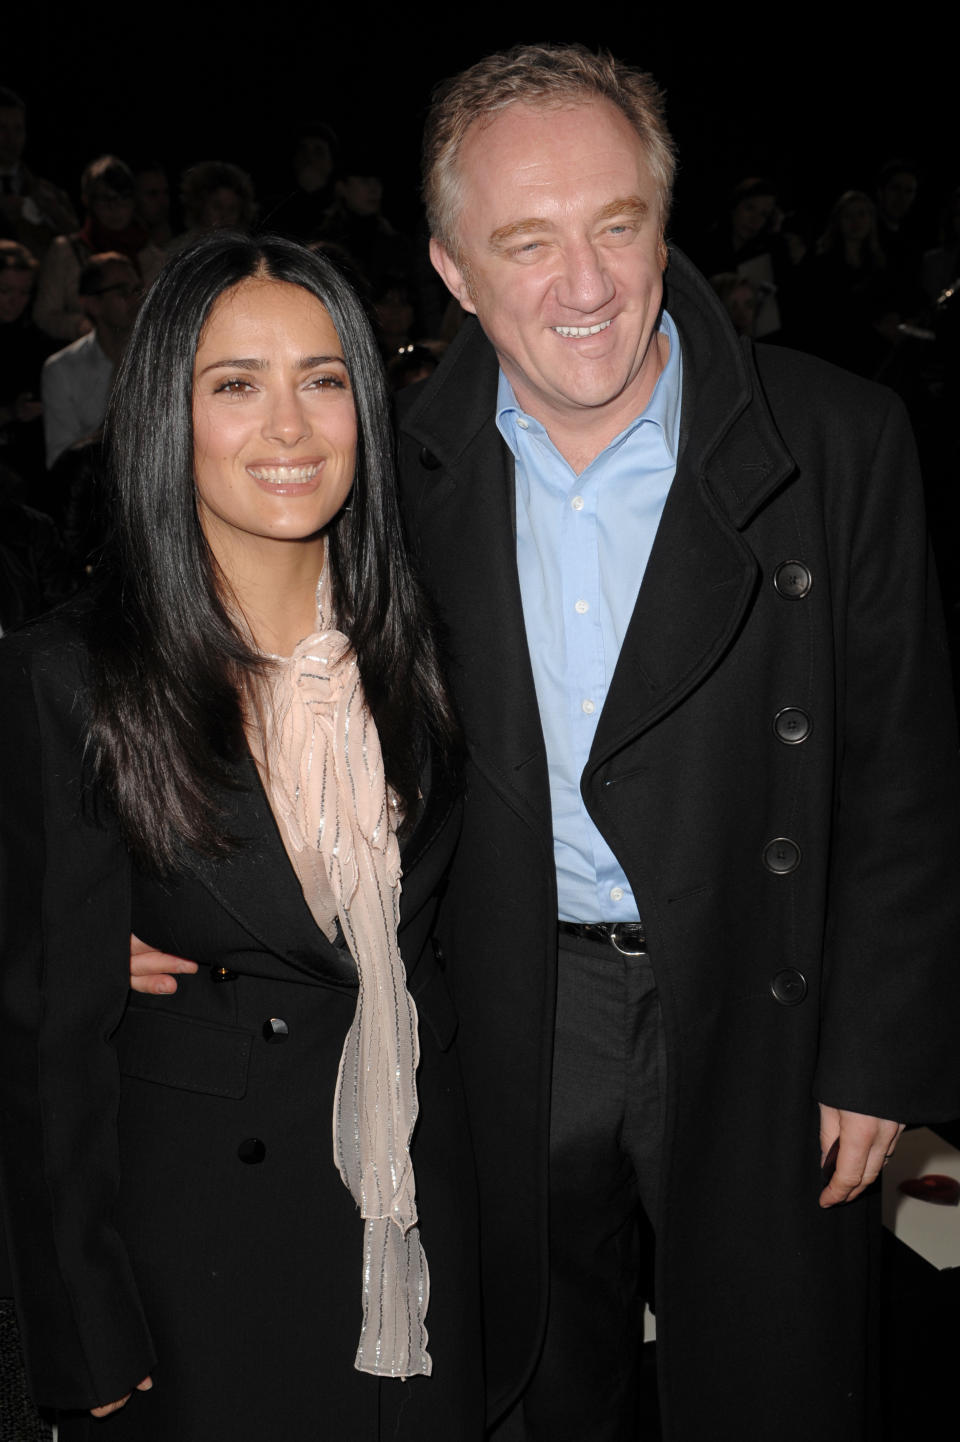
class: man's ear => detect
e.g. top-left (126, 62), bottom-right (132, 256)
top-left (429, 237), bottom-right (477, 315)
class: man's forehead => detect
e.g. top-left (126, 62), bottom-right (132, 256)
top-left (456, 99), bottom-right (656, 231)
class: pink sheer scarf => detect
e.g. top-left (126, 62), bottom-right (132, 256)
top-left (249, 563), bottom-right (430, 1378)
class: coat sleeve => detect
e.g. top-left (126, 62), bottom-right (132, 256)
top-left (0, 630), bottom-right (156, 1410)
top-left (813, 389), bottom-right (960, 1121)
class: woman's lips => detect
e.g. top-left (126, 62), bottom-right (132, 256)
top-left (246, 462), bottom-right (324, 492)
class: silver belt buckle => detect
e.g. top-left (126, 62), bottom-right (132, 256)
top-left (610, 923), bottom-right (645, 956)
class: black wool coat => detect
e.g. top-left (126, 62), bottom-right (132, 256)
top-left (396, 247), bottom-right (960, 1439)
top-left (0, 615), bottom-right (483, 1442)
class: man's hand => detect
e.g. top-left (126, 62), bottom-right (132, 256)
top-left (818, 1104), bottom-right (904, 1208)
top-left (91, 1374), bottom-right (153, 1418)
top-left (130, 933), bottom-right (198, 995)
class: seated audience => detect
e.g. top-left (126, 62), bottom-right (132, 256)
top-left (262, 121), bottom-right (338, 241)
top-left (0, 240), bottom-right (53, 484)
top-left (169, 159), bottom-right (257, 254)
top-left (800, 189), bottom-right (900, 377)
top-left (0, 85), bottom-right (76, 259)
top-left (33, 155), bottom-right (145, 342)
top-left (134, 162), bottom-right (173, 287)
top-left (41, 252), bottom-right (140, 468)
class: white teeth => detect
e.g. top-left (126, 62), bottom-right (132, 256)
top-left (248, 464), bottom-right (321, 482)
top-left (553, 320), bottom-right (613, 337)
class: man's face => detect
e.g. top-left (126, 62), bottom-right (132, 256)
top-left (0, 106), bottom-right (26, 169)
top-left (430, 99), bottom-right (668, 437)
top-left (878, 171), bottom-right (918, 223)
top-left (89, 262), bottom-right (142, 334)
top-left (135, 170), bottom-right (170, 228)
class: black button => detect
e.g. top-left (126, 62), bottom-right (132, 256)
top-left (262, 1018), bottom-right (289, 1043)
top-left (763, 837), bottom-right (801, 874)
top-left (773, 707), bottom-right (811, 744)
top-left (419, 447), bottom-right (441, 470)
top-left (237, 1138), bottom-right (266, 1164)
top-left (211, 965), bottom-right (238, 984)
top-left (770, 968), bottom-right (808, 1005)
top-left (773, 561), bottom-right (812, 598)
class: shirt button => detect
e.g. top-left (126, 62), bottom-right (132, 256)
top-left (571, 495), bottom-right (584, 510)
top-left (575, 599), bottom-right (589, 614)
top-left (581, 699), bottom-right (596, 715)
top-left (610, 886), bottom-right (624, 902)
top-left (517, 416), bottom-right (530, 430)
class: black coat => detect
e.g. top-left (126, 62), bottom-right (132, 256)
top-left (0, 613), bottom-right (482, 1441)
top-left (396, 248), bottom-right (960, 1439)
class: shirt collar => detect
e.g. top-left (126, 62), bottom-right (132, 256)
top-left (496, 308), bottom-right (682, 464)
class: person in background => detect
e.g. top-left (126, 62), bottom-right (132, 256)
top-left (33, 155), bottom-right (145, 342)
top-left (41, 251), bottom-right (141, 468)
top-left (0, 239), bottom-right (53, 484)
top-left (0, 85), bottom-right (76, 259)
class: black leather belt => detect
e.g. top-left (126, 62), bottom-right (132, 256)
top-left (558, 921), bottom-right (647, 956)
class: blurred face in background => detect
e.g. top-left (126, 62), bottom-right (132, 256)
top-left (0, 266), bottom-right (34, 323)
top-left (0, 105), bottom-right (26, 169)
top-left (200, 186), bottom-right (244, 231)
top-left (88, 185), bottom-right (136, 232)
top-left (136, 170), bottom-right (171, 230)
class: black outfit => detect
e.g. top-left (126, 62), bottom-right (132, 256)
top-left (396, 247), bottom-right (960, 1439)
top-left (0, 610), bottom-right (482, 1441)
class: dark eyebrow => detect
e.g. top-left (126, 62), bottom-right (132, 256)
top-left (197, 353), bottom-right (346, 378)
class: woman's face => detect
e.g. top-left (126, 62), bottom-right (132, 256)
top-left (731, 193), bottom-right (775, 244)
top-left (200, 186), bottom-right (244, 231)
top-left (0, 266), bottom-right (34, 323)
top-left (88, 185), bottom-right (136, 232)
top-left (839, 199), bottom-right (873, 244)
top-left (192, 276), bottom-right (357, 568)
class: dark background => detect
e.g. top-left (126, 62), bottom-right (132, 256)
top-left (6, 10), bottom-right (956, 247)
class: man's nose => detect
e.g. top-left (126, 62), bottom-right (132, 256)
top-left (556, 241), bottom-right (616, 313)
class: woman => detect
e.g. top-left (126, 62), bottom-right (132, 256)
top-left (0, 233), bottom-right (481, 1439)
top-left (33, 155), bottom-right (147, 342)
top-left (800, 189), bottom-right (900, 376)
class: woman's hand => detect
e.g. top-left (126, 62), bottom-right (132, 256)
top-left (91, 1374), bottom-right (153, 1417)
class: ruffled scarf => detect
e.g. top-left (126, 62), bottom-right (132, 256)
top-left (249, 564), bottom-right (430, 1378)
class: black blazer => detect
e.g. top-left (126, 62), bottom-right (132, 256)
top-left (0, 613), bottom-right (482, 1440)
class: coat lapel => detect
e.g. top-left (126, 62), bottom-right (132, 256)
top-left (186, 752), bottom-right (358, 985)
top-left (401, 322), bottom-right (551, 835)
top-left (589, 248), bottom-right (797, 769)
top-left (185, 745), bottom-right (460, 986)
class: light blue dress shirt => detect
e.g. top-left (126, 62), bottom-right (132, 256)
top-left (497, 311), bottom-right (682, 921)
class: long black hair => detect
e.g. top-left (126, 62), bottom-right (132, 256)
top-left (88, 231), bottom-right (456, 871)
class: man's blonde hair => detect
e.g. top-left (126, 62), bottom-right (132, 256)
top-left (423, 43), bottom-right (677, 260)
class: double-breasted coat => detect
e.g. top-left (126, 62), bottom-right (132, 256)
top-left (396, 248), bottom-right (960, 1439)
top-left (0, 615), bottom-right (483, 1441)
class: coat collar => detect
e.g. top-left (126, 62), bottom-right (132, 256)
top-left (399, 247), bottom-right (798, 813)
top-left (185, 747), bottom-right (457, 986)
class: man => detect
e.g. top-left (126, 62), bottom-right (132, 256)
top-left (0, 86), bottom-right (76, 258)
top-left (133, 45), bottom-right (960, 1441)
top-left (41, 251), bottom-right (140, 468)
top-left (396, 44), bottom-right (960, 1440)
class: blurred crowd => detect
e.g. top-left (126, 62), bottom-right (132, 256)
top-left (1, 79), bottom-right (958, 685)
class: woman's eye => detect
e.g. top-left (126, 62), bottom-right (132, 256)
top-left (309, 374), bottom-right (347, 390)
top-left (214, 377), bottom-right (253, 395)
